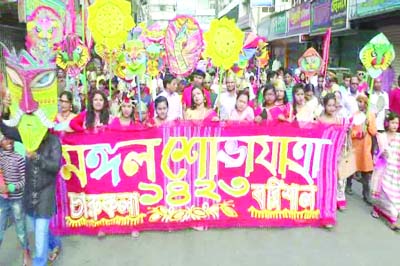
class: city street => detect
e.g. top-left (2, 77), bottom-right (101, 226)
top-left (1, 183), bottom-right (398, 266)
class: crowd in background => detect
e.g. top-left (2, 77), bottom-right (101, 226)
top-left (0, 59), bottom-right (400, 265)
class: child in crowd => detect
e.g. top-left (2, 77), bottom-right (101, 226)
top-left (154, 96), bottom-right (169, 126)
top-left (371, 112), bottom-right (400, 230)
top-left (0, 133), bottom-right (31, 266)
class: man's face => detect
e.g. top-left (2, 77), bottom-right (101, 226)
top-left (374, 79), bottom-right (382, 91)
top-left (193, 75), bottom-right (204, 87)
top-left (317, 77), bottom-right (324, 87)
top-left (0, 137), bottom-right (14, 151)
top-left (344, 77), bottom-right (351, 88)
top-left (350, 77), bottom-right (359, 94)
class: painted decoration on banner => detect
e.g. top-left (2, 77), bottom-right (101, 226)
top-left (298, 48), bottom-right (323, 77)
top-left (359, 33), bottom-right (395, 79)
top-left (26, 6), bottom-right (64, 61)
top-left (88, 0), bottom-right (135, 51)
top-left (50, 122), bottom-right (346, 235)
top-left (165, 16), bottom-right (203, 78)
top-left (2, 47), bottom-right (58, 152)
top-left (204, 17), bottom-right (244, 70)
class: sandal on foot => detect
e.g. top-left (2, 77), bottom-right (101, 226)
top-left (48, 246), bottom-right (61, 262)
top-left (389, 224), bottom-right (400, 231)
top-left (371, 211), bottom-right (379, 219)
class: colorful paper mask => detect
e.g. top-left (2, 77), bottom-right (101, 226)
top-left (146, 43), bottom-right (164, 77)
top-left (114, 40), bottom-right (147, 81)
top-left (359, 33), bottom-right (395, 79)
top-left (203, 17), bottom-right (244, 70)
top-left (88, 0), bottom-right (135, 51)
top-left (2, 46), bottom-right (58, 152)
top-left (56, 34), bottom-right (90, 78)
top-left (255, 40), bottom-right (269, 68)
top-left (26, 6), bottom-right (64, 61)
top-left (140, 22), bottom-right (166, 47)
top-left (165, 15), bottom-right (204, 78)
top-left (298, 48), bottom-right (323, 77)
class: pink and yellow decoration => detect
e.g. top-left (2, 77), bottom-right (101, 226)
top-left (359, 33), bottom-right (395, 79)
top-left (165, 15), bottom-right (204, 78)
top-left (298, 48), bottom-right (323, 78)
top-left (26, 6), bottom-right (64, 61)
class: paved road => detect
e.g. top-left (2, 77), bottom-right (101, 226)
top-left (1, 182), bottom-right (399, 266)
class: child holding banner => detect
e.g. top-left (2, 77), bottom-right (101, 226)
top-left (319, 93), bottom-right (348, 210)
top-left (154, 96), bottom-right (169, 126)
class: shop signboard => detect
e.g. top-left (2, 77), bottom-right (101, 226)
top-left (331, 0), bottom-right (348, 30)
top-left (269, 11), bottom-right (287, 40)
top-left (353, 0), bottom-right (400, 18)
top-left (288, 2), bottom-right (311, 35)
top-left (250, 0), bottom-right (274, 7)
top-left (311, 0), bottom-right (331, 34)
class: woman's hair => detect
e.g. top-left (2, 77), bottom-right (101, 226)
top-left (262, 84), bottom-right (276, 107)
top-left (385, 111), bottom-right (400, 130)
top-left (266, 70), bottom-right (277, 82)
top-left (236, 90), bottom-right (250, 107)
top-left (59, 90), bottom-right (76, 113)
top-left (273, 79), bottom-right (288, 104)
top-left (190, 85), bottom-right (207, 110)
top-left (292, 83), bottom-right (305, 115)
top-left (299, 71), bottom-right (306, 80)
top-left (304, 83), bottom-right (315, 94)
top-left (118, 101), bottom-right (135, 120)
top-left (323, 93), bottom-right (336, 107)
top-left (85, 90), bottom-right (110, 128)
top-left (155, 96), bottom-right (169, 109)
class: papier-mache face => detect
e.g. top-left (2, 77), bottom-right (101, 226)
top-left (3, 47), bottom-right (58, 152)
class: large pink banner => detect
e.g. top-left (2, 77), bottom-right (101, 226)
top-left (51, 121), bottom-right (346, 235)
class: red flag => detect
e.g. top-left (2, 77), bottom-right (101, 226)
top-left (321, 27), bottom-right (331, 77)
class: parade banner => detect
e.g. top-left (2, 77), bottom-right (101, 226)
top-left (51, 122), bottom-right (346, 235)
top-left (287, 2), bottom-right (311, 35)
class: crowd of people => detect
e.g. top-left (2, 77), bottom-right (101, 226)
top-left (0, 61), bottom-right (400, 265)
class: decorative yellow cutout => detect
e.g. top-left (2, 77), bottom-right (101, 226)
top-left (88, 0), bottom-right (135, 50)
top-left (203, 17), bottom-right (244, 70)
